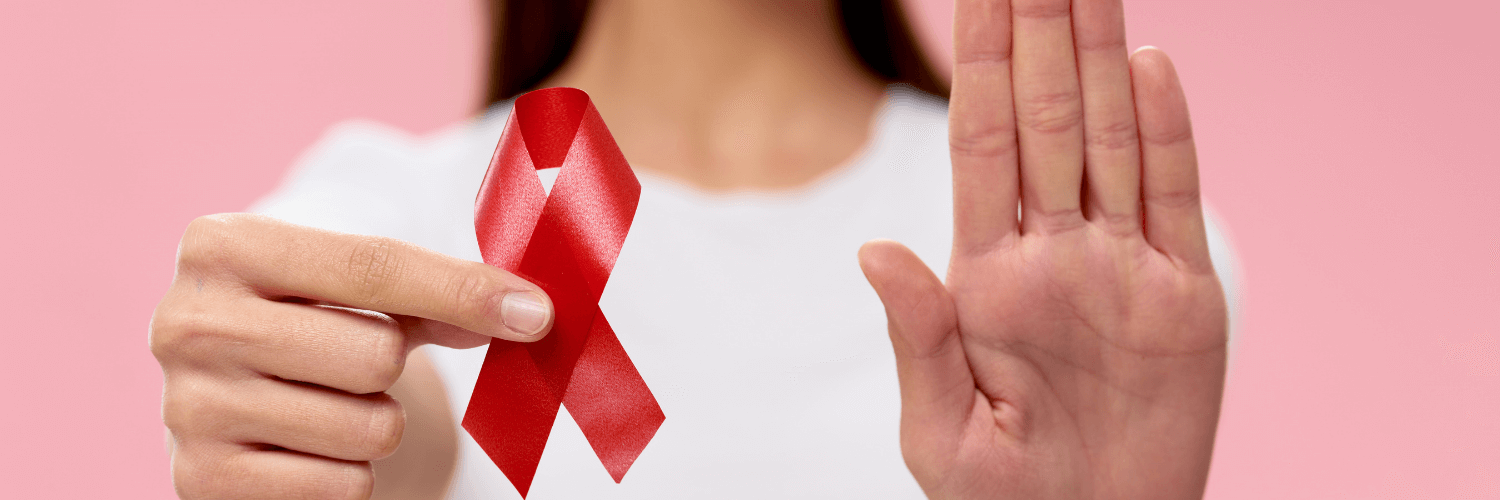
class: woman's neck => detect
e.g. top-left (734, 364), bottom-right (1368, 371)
top-left (545, 0), bottom-right (886, 191)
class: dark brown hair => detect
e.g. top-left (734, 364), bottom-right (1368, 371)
top-left (482, 0), bottom-right (948, 107)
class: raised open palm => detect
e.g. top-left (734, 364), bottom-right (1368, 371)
top-left (858, 0), bottom-right (1228, 498)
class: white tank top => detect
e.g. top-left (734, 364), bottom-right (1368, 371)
top-left (253, 86), bottom-right (1242, 499)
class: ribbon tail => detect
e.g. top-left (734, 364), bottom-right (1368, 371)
top-left (563, 311), bottom-right (666, 482)
top-left (469, 87), bottom-right (660, 494)
top-left (462, 340), bottom-right (562, 498)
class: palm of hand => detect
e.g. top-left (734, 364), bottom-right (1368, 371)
top-left (859, 0), bottom-right (1228, 498)
top-left (943, 227), bottom-right (1227, 498)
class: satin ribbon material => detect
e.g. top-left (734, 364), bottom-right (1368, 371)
top-left (465, 87), bottom-right (664, 498)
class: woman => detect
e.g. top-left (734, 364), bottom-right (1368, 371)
top-left (149, 0), bottom-right (1236, 498)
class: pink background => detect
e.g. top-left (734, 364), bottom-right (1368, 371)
top-left (2, 0), bottom-right (1496, 497)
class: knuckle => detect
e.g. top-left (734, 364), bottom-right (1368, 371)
top-left (1076, 37), bottom-right (1128, 53)
top-left (448, 263), bottom-right (503, 323)
top-left (352, 328), bottom-right (406, 394)
top-left (169, 434), bottom-right (246, 500)
top-left (1018, 91), bottom-right (1084, 134)
top-left (170, 451), bottom-right (217, 499)
top-left (1091, 210), bottom-right (1141, 236)
top-left (1085, 119), bottom-right (1140, 151)
top-left (160, 386), bottom-right (190, 432)
top-left (147, 305), bottom-right (182, 362)
top-left (179, 214), bottom-right (247, 271)
top-left (346, 236), bottom-right (408, 305)
top-left (954, 49), bottom-right (1010, 66)
top-left (1142, 125), bottom-right (1194, 146)
top-left (149, 300), bottom-right (221, 363)
top-left (1075, 29), bottom-right (1127, 53)
top-left (1012, 0), bottom-right (1070, 20)
top-left (1147, 188), bottom-right (1202, 210)
top-left (327, 462), bottom-right (376, 500)
top-left (950, 121), bottom-right (1018, 158)
top-left (161, 376), bottom-right (225, 435)
top-left (1027, 205), bottom-right (1088, 234)
top-left (360, 397), bottom-right (407, 459)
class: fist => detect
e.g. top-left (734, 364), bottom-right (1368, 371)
top-left (149, 214), bottom-right (552, 499)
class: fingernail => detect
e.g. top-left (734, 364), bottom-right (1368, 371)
top-left (500, 292), bottom-right (550, 337)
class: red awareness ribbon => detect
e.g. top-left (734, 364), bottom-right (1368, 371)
top-left (464, 87), bottom-right (664, 497)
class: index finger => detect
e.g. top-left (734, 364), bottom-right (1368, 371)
top-left (950, 0), bottom-right (1021, 253)
top-left (182, 214), bottom-right (552, 342)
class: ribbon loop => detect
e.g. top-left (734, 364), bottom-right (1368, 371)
top-left (465, 87), bottom-right (664, 498)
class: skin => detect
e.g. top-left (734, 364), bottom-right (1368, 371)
top-left (859, 0), bottom-right (1227, 496)
top-left (547, 0), bottom-right (886, 190)
top-left (151, 217), bottom-right (552, 499)
top-left (148, 0), bottom-right (1226, 498)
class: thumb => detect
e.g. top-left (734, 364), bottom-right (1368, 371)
top-left (858, 239), bottom-right (976, 439)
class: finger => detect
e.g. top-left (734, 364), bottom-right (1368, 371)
top-left (180, 214), bottom-right (552, 342)
top-left (950, 0), bottom-right (1020, 251)
top-left (205, 300), bottom-right (408, 394)
top-left (1131, 48), bottom-right (1212, 271)
top-left (238, 381), bottom-right (406, 463)
top-left (1012, 0), bottom-right (1087, 233)
top-left (1074, 0), bottom-right (1142, 228)
top-left (172, 375), bottom-right (405, 462)
top-left (174, 447), bottom-right (373, 500)
top-left (858, 240), bottom-right (974, 440)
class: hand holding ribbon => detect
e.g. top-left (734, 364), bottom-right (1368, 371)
top-left (464, 87), bottom-right (664, 498)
